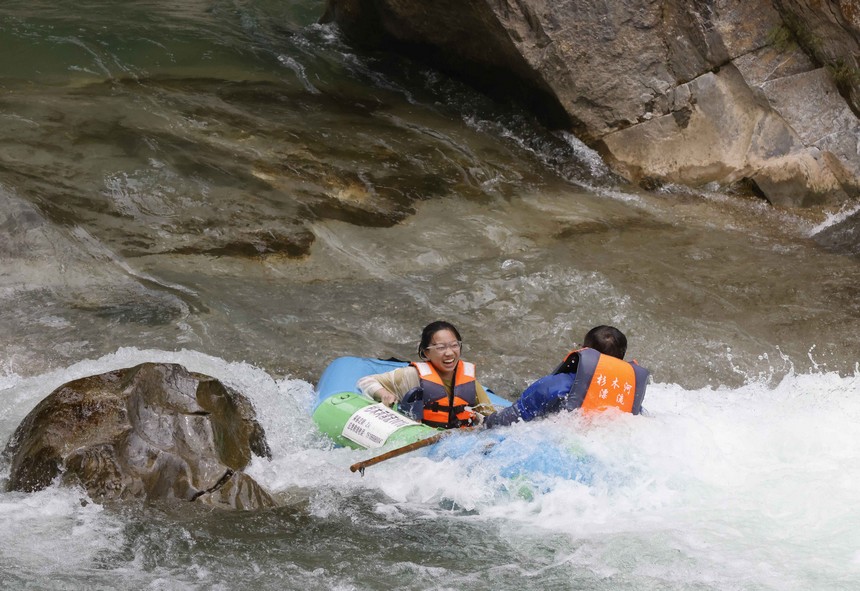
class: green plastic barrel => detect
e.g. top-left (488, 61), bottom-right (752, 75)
top-left (312, 392), bottom-right (439, 450)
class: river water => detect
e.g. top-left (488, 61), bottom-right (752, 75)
top-left (1, 1), bottom-right (859, 589)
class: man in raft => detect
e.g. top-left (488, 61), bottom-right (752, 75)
top-left (483, 325), bottom-right (649, 428)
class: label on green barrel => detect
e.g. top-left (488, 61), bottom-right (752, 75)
top-left (342, 403), bottom-right (419, 448)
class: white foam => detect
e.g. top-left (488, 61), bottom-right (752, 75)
top-left (310, 369), bottom-right (860, 587)
top-left (0, 486), bottom-right (123, 575)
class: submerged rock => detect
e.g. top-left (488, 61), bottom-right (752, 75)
top-left (813, 209), bottom-right (860, 256)
top-left (3, 363), bottom-right (276, 510)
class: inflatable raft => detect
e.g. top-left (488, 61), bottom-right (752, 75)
top-left (313, 357), bottom-right (599, 496)
top-left (312, 356), bottom-right (510, 450)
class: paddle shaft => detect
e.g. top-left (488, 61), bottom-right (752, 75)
top-left (349, 432), bottom-right (446, 474)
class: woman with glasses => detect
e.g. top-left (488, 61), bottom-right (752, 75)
top-left (357, 320), bottom-right (496, 429)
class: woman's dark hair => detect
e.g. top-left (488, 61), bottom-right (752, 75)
top-left (583, 325), bottom-right (627, 359)
top-left (418, 320), bottom-right (462, 359)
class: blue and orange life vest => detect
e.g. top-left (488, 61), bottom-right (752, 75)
top-left (399, 360), bottom-right (478, 429)
top-left (554, 348), bottom-right (649, 414)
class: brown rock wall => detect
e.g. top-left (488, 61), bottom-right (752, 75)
top-left (323, 0), bottom-right (860, 206)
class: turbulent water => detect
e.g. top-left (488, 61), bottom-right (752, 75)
top-left (1, 1), bottom-right (859, 590)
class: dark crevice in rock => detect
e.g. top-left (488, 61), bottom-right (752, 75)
top-left (320, 1), bottom-right (579, 132)
top-left (373, 38), bottom-right (575, 131)
top-left (191, 469), bottom-right (235, 501)
top-left (738, 177), bottom-right (771, 203)
top-left (672, 106), bottom-right (693, 128)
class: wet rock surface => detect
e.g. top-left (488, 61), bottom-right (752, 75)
top-left (322, 0), bottom-right (860, 206)
top-left (3, 362), bottom-right (275, 510)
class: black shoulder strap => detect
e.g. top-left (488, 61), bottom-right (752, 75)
top-left (552, 350), bottom-right (580, 375)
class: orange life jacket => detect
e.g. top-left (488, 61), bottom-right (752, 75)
top-left (409, 360), bottom-right (478, 429)
top-left (554, 348), bottom-right (649, 414)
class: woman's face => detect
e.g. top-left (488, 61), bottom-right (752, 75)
top-left (423, 328), bottom-right (462, 379)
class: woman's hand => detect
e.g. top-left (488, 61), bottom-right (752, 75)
top-left (379, 389), bottom-right (398, 408)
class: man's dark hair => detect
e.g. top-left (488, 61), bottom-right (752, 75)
top-left (583, 325), bottom-right (627, 359)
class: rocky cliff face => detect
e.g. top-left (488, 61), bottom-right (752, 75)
top-left (322, 0), bottom-right (860, 207)
top-left (3, 363), bottom-right (276, 510)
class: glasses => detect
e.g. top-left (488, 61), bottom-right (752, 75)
top-left (424, 341), bottom-right (462, 353)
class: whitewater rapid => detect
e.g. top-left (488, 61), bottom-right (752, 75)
top-left (2, 347), bottom-right (857, 590)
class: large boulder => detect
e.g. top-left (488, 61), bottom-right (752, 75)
top-left (3, 363), bottom-right (276, 510)
top-left (322, 0), bottom-right (860, 207)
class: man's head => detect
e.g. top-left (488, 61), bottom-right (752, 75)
top-left (583, 325), bottom-right (627, 359)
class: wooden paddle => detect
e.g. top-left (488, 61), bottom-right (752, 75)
top-left (349, 432), bottom-right (447, 475)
